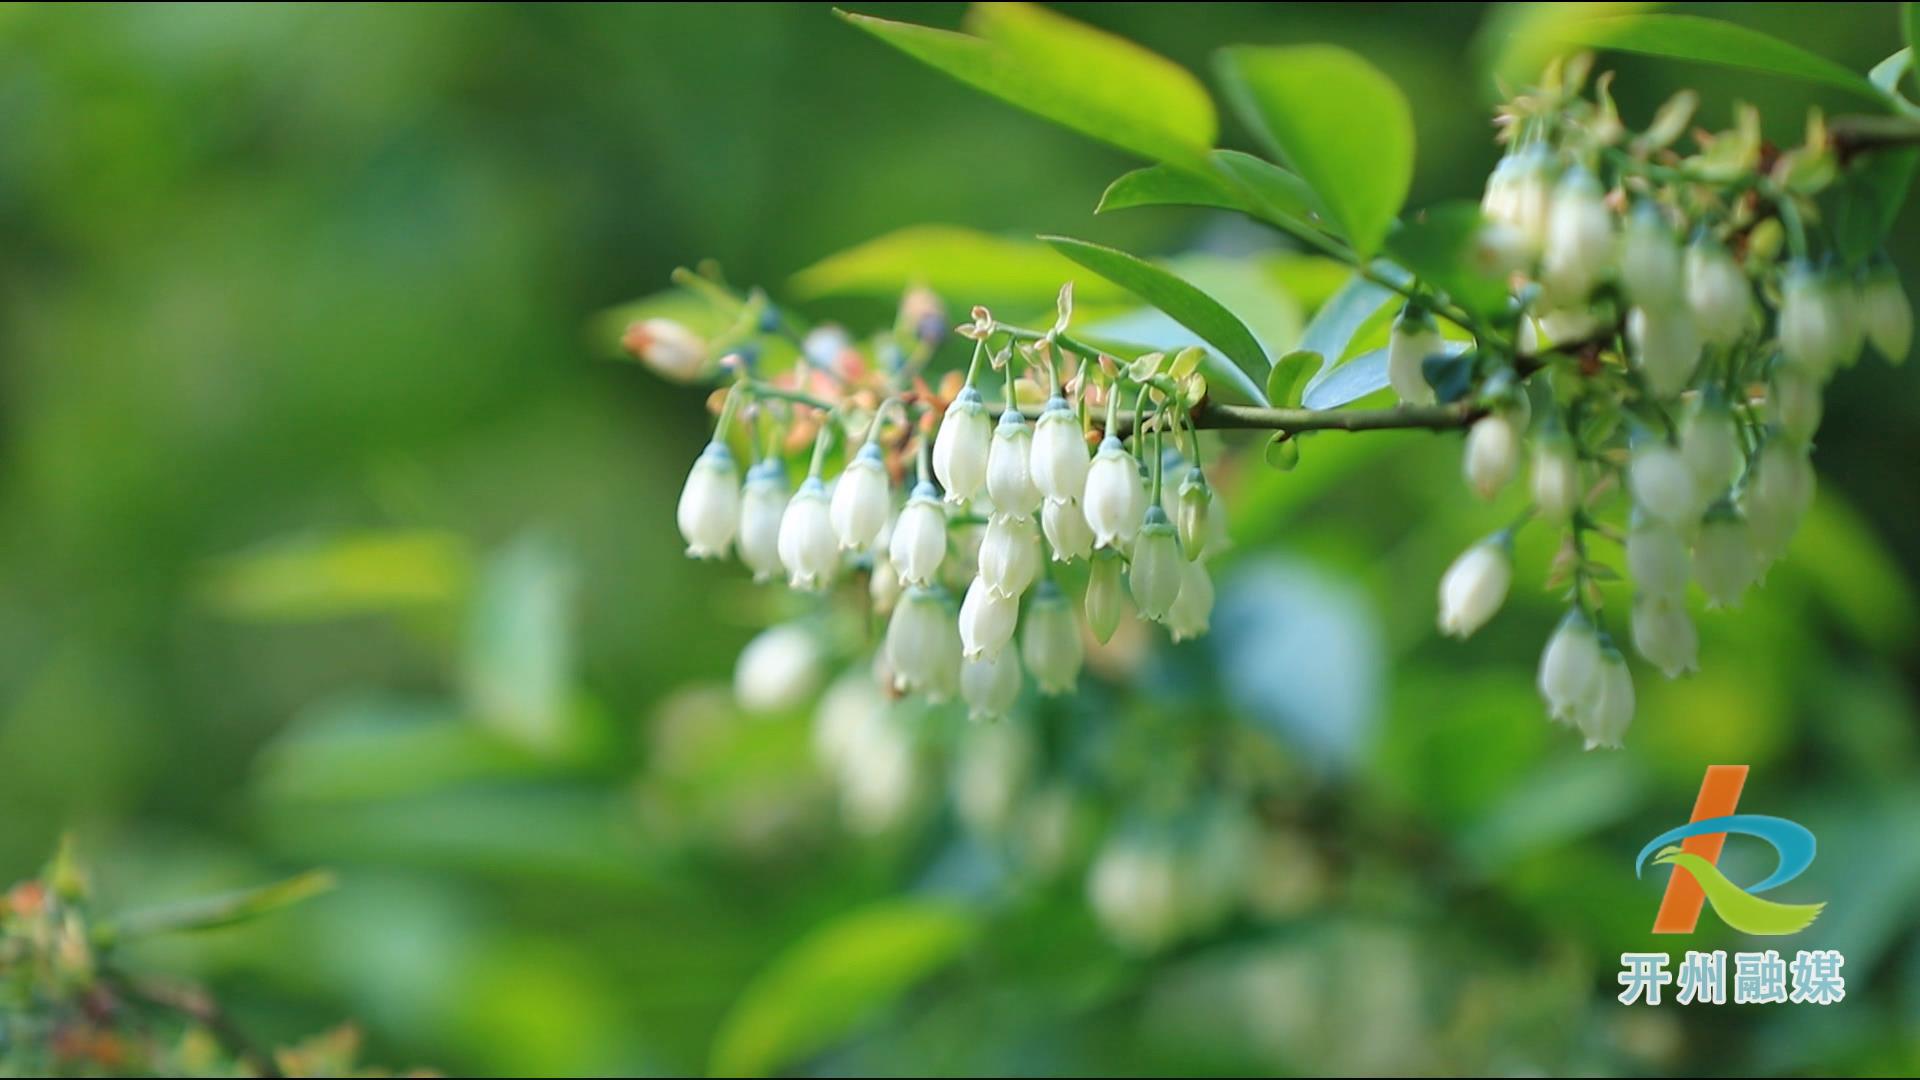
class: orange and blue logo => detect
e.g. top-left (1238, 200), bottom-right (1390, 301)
top-left (1637, 765), bottom-right (1825, 936)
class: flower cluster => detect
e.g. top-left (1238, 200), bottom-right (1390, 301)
top-left (1415, 58), bottom-right (1909, 748)
top-left (664, 283), bottom-right (1223, 723)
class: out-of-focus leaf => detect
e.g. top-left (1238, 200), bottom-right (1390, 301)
top-left (1383, 201), bottom-right (1511, 319)
top-left (202, 530), bottom-right (470, 622)
top-left (709, 900), bottom-right (977, 1078)
top-left (1460, 755), bottom-right (1645, 877)
top-left (1551, 14), bottom-right (1885, 103)
top-left (1789, 491), bottom-right (1918, 646)
top-left (1211, 149), bottom-right (1330, 236)
top-left (790, 224), bottom-right (1125, 309)
top-left (1042, 235), bottom-right (1269, 403)
top-left (463, 533), bottom-right (576, 753)
top-left (1907, 4), bottom-right (1920, 78)
top-left (1870, 47), bottom-right (1912, 97)
top-left (1297, 271), bottom-right (1400, 364)
top-left (839, 6), bottom-right (1213, 168)
top-left (106, 870), bottom-right (336, 941)
top-left (1300, 346), bottom-right (1390, 409)
top-left (1099, 152), bottom-right (1326, 240)
top-left (1215, 45), bottom-right (1413, 257)
top-left (1473, 1), bottom-right (1659, 95)
top-left (1823, 149), bottom-right (1920, 267)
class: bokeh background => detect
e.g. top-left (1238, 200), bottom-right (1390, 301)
top-left (3, 2), bottom-right (1918, 1075)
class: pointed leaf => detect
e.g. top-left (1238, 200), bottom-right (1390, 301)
top-left (1870, 47), bottom-right (1912, 97)
top-left (840, 6), bottom-right (1212, 168)
top-left (1300, 346), bottom-right (1390, 409)
top-left (1265, 350), bottom-right (1320, 409)
top-left (1215, 45), bottom-right (1414, 257)
top-left (107, 870), bottom-right (337, 941)
top-left (1099, 150), bottom-right (1330, 239)
top-left (791, 224), bottom-right (1127, 308)
top-left (1043, 235), bottom-right (1269, 403)
top-left (1298, 271), bottom-right (1400, 363)
top-left (1551, 14), bottom-right (1884, 103)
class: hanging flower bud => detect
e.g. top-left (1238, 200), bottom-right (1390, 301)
top-left (737, 460), bottom-right (787, 581)
top-left (960, 648), bottom-right (1022, 721)
top-left (622, 318), bottom-right (709, 382)
top-left (887, 585), bottom-right (959, 699)
top-left (958, 575), bottom-right (1018, 659)
top-left (1041, 497), bottom-right (1094, 562)
top-left (1165, 559), bottom-right (1214, 643)
top-left (1629, 439), bottom-right (1697, 526)
top-left (677, 441), bottom-right (741, 559)
top-left (1779, 263), bottom-right (1847, 377)
top-left (1684, 238), bottom-right (1754, 346)
top-left (1530, 431), bottom-right (1581, 525)
top-left (1507, 144), bottom-right (1555, 253)
top-left (1540, 167), bottom-right (1614, 306)
top-left (1086, 548), bottom-right (1126, 644)
top-left (1627, 512), bottom-right (1691, 599)
top-left (1087, 831), bottom-right (1183, 953)
top-left (1084, 437), bottom-right (1147, 549)
top-left (1620, 203), bottom-right (1682, 309)
top-left (978, 512), bottom-right (1041, 599)
top-left (1480, 152), bottom-right (1520, 226)
top-left (1862, 266), bottom-right (1912, 363)
top-left (869, 547), bottom-right (901, 617)
top-left (1579, 648), bottom-right (1634, 750)
top-left (1743, 437), bottom-right (1815, 560)
top-left (1633, 593), bottom-right (1699, 679)
top-left (1174, 468), bottom-right (1211, 559)
top-left (1829, 274), bottom-right (1868, 370)
top-left (1030, 397), bottom-right (1090, 504)
top-left (1464, 411), bottom-right (1519, 501)
top-left (1537, 609), bottom-right (1601, 724)
top-left (830, 442), bottom-right (891, 552)
top-left (889, 482), bottom-right (947, 587)
top-left (1627, 304), bottom-right (1702, 399)
top-left (1388, 304), bottom-right (1442, 405)
top-left (734, 624), bottom-right (823, 713)
top-left (1129, 507), bottom-right (1184, 621)
top-left (987, 408), bottom-right (1042, 518)
top-left (932, 387), bottom-right (992, 504)
top-left (1771, 366), bottom-right (1824, 441)
top-left (1680, 395), bottom-right (1741, 501)
top-left (1693, 506), bottom-right (1760, 609)
top-left (1437, 535), bottom-right (1511, 639)
top-left (777, 477), bottom-right (838, 590)
top-left (1021, 583), bottom-right (1084, 695)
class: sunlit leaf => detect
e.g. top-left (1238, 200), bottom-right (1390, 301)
top-left (1098, 150), bottom-right (1327, 240)
top-left (106, 870), bottom-right (337, 941)
top-left (839, 5), bottom-right (1213, 168)
top-left (1043, 235), bottom-right (1269, 403)
top-left (202, 530), bottom-right (471, 622)
top-left (1215, 45), bottom-right (1414, 257)
top-left (790, 224), bottom-right (1126, 310)
top-left (709, 901), bottom-right (977, 1077)
top-left (463, 533), bottom-right (576, 753)
top-left (1551, 14), bottom-right (1885, 103)
top-left (1300, 346), bottom-right (1390, 409)
top-left (1265, 350), bottom-right (1319, 409)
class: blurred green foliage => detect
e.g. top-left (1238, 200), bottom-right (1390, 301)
top-left (2, 3), bottom-right (1918, 1076)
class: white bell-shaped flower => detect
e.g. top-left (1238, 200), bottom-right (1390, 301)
top-left (1507, 145), bottom-right (1555, 253)
top-left (889, 482), bottom-right (947, 587)
top-left (1537, 610), bottom-right (1602, 724)
top-left (986, 408), bottom-right (1042, 518)
top-left (1743, 438), bottom-right (1815, 560)
top-left (1578, 649), bottom-right (1634, 750)
top-left (1128, 507), bottom-right (1184, 622)
top-left (1627, 513), bottom-right (1691, 599)
top-left (734, 624), bottom-right (823, 713)
top-left (624, 318), bottom-right (709, 382)
top-left (1041, 497), bottom-right (1094, 563)
top-left (960, 648), bottom-right (1022, 721)
top-left (1165, 559), bottom-right (1214, 643)
top-left (932, 387), bottom-right (992, 504)
top-left (958, 575), bottom-right (1018, 660)
top-left (677, 441), bottom-right (741, 559)
top-left (1779, 263), bottom-right (1847, 377)
top-left (1684, 239), bottom-right (1754, 346)
top-left (1021, 583), bottom-right (1084, 695)
top-left (777, 477), bottom-right (838, 591)
top-left (1862, 267), bottom-right (1913, 362)
top-left (1087, 830), bottom-right (1183, 953)
top-left (1030, 397), bottom-right (1090, 504)
top-left (1633, 593), bottom-right (1699, 679)
top-left (1620, 203), bottom-right (1682, 310)
top-left (1693, 508), bottom-right (1760, 609)
top-left (869, 548), bottom-right (901, 617)
top-left (1530, 432), bottom-right (1580, 525)
top-left (978, 512), bottom-right (1041, 599)
top-left (1388, 305), bottom-right (1442, 405)
top-left (1629, 440), bottom-right (1697, 526)
top-left (1627, 305), bottom-right (1702, 399)
top-left (1083, 437), bottom-right (1147, 549)
top-left (1085, 549), bottom-right (1126, 644)
top-left (1464, 412), bottom-right (1519, 501)
top-left (1680, 396), bottom-right (1741, 502)
top-left (887, 585), bottom-right (959, 700)
top-left (1771, 366), bottom-right (1824, 441)
top-left (830, 442), bottom-right (892, 552)
top-left (737, 460), bottom-right (788, 582)
top-left (1174, 468), bottom-right (1210, 559)
top-left (1540, 168), bottom-right (1615, 306)
top-left (1437, 536), bottom-right (1511, 639)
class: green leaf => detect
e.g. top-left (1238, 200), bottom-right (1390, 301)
top-left (1550, 14), bottom-right (1885, 103)
top-left (709, 901), bottom-right (977, 1078)
top-left (1298, 271), bottom-right (1400, 363)
top-left (1870, 47), bottom-right (1912, 97)
top-left (1301, 346), bottom-right (1391, 409)
top-left (1263, 433), bottom-right (1301, 471)
top-left (1826, 149), bottom-right (1920, 267)
top-left (463, 534), bottom-right (577, 754)
top-left (1100, 150), bottom-right (1331, 239)
top-left (201, 530), bottom-right (471, 622)
top-left (839, 5), bottom-right (1213, 168)
top-left (1907, 5), bottom-right (1920, 77)
top-left (1042, 235), bottom-right (1269, 403)
top-left (1265, 350), bottom-right (1319, 409)
top-left (790, 224), bottom-right (1126, 309)
top-left (106, 870), bottom-right (337, 942)
top-left (1215, 45), bottom-right (1414, 257)
top-left (1097, 162), bottom-right (1239, 215)
top-left (1383, 201), bottom-right (1512, 320)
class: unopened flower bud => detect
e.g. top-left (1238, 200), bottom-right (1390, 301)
top-left (1627, 513), bottom-right (1691, 599)
top-left (1530, 432), bottom-right (1580, 525)
top-left (1041, 497), bottom-right (1094, 562)
top-left (1627, 305), bottom-right (1702, 399)
top-left (1464, 412), bottom-right (1519, 500)
top-left (1680, 395), bottom-right (1740, 501)
top-left (1579, 648), bottom-right (1634, 750)
top-left (737, 461), bottom-right (788, 581)
top-left (1537, 609), bottom-right (1601, 724)
top-left (1129, 507), bottom-right (1184, 621)
top-left (888, 585), bottom-right (960, 699)
top-left (987, 409), bottom-right (1042, 517)
top-left (958, 574), bottom-right (1018, 659)
top-left (1620, 203), bottom-right (1682, 309)
top-left (1086, 548), bottom-right (1126, 644)
top-left (960, 648), bottom-right (1021, 721)
top-left (1693, 507), bottom-right (1760, 609)
top-left (1388, 305), bottom-right (1442, 405)
top-left (1437, 535), bottom-right (1511, 639)
top-left (1084, 437), bottom-right (1147, 549)
top-left (1507, 145), bottom-right (1554, 253)
top-left (978, 512), bottom-right (1041, 599)
top-left (734, 624), bottom-right (823, 713)
top-left (677, 441), bottom-right (741, 559)
top-left (932, 387), bottom-right (992, 504)
top-left (889, 482), bottom-right (947, 587)
top-left (623, 318), bottom-right (709, 382)
top-left (1540, 168), bottom-right (1615, 306)
top-left (830, 442), bottom-right (891, 552)
top-left (1088, 831), bottom-right (1182, 953)
top-left (1743, 437), bottom-right (1815, 560)
top-left (1632, 593), bottom-right (1699, 679)
top-left (1021, 582), bottom-right (1084, 695)
top-left (869, 549), bottom-right (901, 616)
top-left (777, 477), bottom-right (838, 590)
top-left (1030, 397), bottom-right (1090, 503)
top-left (1862, 267), bottom-right (1912, 363)
top-left (1684, 238), bottom-right (1754, 346)
top-left (1165, 559), bottom-right (1213, 642)
top-left (1629, 440), bottom-right (1697, 525)
top-left (1779, 263), bottom-right (1848, 377)
top-left (1174, 468), bottom-right (1210, 559)
top-left (1770, 366), bottom-right (1824, 441)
